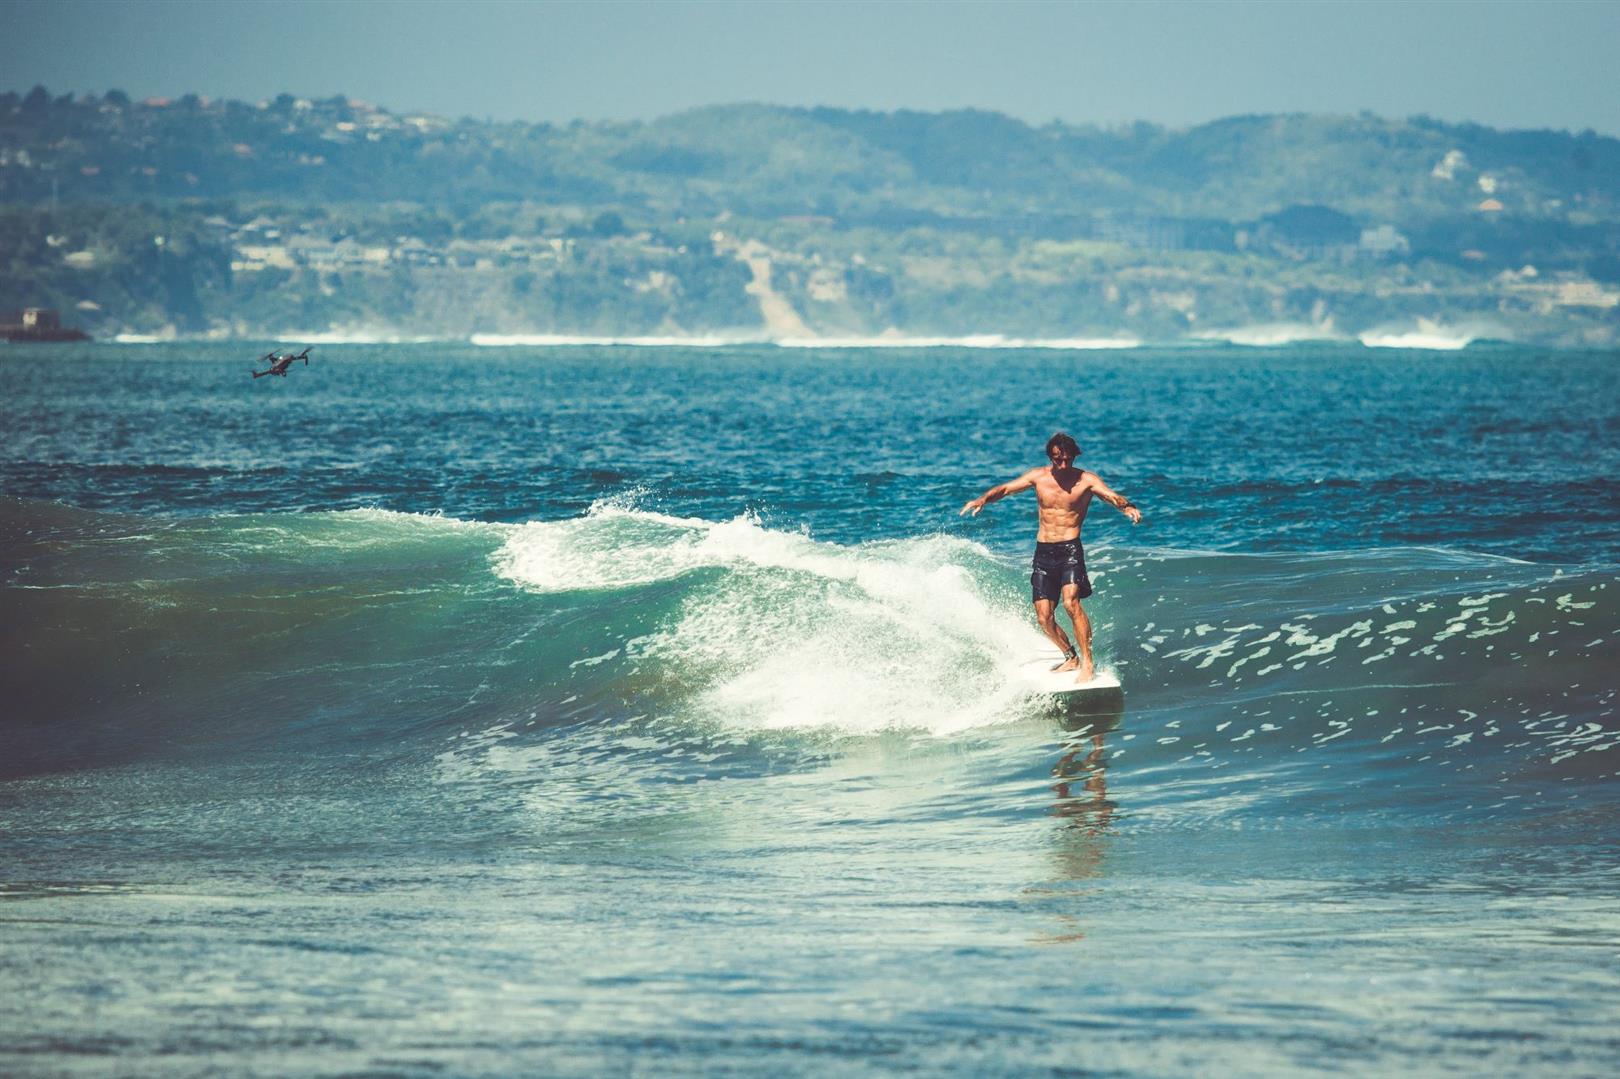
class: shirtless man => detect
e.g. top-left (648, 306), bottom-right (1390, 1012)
top-left (960, 432), bottom-right (1142, 682)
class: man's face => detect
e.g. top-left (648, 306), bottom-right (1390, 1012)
top-left (1048, 446), bottom-right (1074, 469)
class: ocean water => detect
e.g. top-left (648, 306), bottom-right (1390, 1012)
top-left (2, 341), bottom-right (1617, 1076)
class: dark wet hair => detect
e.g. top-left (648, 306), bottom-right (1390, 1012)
top-left (1045, 432), bottom-right (1080, 459)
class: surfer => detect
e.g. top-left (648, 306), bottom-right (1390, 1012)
top-left (960, 432), bottom-right (1142, 682)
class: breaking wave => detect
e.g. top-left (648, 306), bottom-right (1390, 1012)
top-left (3, 498), bottom-right (1614, 816)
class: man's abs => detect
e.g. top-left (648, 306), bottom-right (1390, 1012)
top-left (1034, 505), bottom-right (1085, 542)
top-left (1033, 477), bottom-right (1090, 541)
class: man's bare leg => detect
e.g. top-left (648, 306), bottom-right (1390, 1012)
top-left (1061, 586), bottom-right (1094, 682)
top-left (1034, 598), bottom-right (1080, 671)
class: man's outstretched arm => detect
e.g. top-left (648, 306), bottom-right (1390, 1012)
top-left (961, 470), bottom-right (1038, 516)
top-left (1088, 474), bottom-right (1143, 524)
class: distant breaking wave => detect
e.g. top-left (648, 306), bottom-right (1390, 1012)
top-left (471, 332), bottom-right (1142, 350)
top-left (1359, 330), bottom-right (1474, 350)
top-left (96, 330), bottom-right (1514, 351)
top-left (1357, 318), bottom-right (1501, 351)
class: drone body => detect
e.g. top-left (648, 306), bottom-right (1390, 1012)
top-left (252, 347), bottom-right (312, 379)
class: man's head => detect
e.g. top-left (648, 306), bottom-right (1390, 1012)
top-left (1045, 432), bottom-right (1081, 466)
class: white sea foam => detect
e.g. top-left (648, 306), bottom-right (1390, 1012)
top-left (492, 502), bottom-right (726, 592)
top-left (1357, 318), bottom-right (1501, 350)
top-left (329, 507), bottom-right (497, 532)
top-left (1359, 330), bottom-right (1473, 350)
top-left (276, 507), bottom-right (503, 550)
top-left (492, 506), bottom-right (1059, 735)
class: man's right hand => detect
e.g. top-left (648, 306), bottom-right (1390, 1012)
top-left (960, 499), bottom-right (982, 517)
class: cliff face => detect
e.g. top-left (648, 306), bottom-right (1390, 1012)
top-left (2, 91), bottom-right (1617, 344)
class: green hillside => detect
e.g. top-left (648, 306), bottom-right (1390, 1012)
top-left (3, 87), bottom-right (1618, 344)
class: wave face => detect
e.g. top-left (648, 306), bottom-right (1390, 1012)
top-left (6, 498), bottom-right (1614, 816)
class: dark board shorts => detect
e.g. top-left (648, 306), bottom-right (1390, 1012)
top-left (1031, 540), bottom-right (1093, 603)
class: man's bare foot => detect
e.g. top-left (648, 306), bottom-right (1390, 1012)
top-left (1052, 654), bottom-right (1080, 672)
top-left (1075, 662), bottom-right (1095, 684)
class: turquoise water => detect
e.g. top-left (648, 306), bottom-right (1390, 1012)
top-left (2, 342), bottom-right (1618, 1075)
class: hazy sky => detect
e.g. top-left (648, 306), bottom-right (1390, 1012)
top-left (6, 0), bottom-right (1619, 134)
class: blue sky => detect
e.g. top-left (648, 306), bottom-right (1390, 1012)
top-left (5, 0), bottom-right (1619, 134)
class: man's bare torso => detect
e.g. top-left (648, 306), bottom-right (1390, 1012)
top-left (1030, 467), bottom-right (1097, 543)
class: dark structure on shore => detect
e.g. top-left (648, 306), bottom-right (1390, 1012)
top-left (1, 308), bottom-right (91, 343)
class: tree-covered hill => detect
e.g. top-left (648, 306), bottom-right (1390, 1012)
top-left (6, 89), bottom-right (1618, 223)
top-left (3, 86), bottom-right (1618, 344)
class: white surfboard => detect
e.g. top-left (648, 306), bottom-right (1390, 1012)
top-left (1017, 656), bottom-right (1123, 695)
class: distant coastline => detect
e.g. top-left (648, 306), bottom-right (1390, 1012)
top-left (3, 89), bottom-right (1617, 348)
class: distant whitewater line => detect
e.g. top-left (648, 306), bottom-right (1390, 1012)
top-left (103, 327), bottom-right (1506, 351)
top-left (1358, 329), bottom-right (1475, 350)
top-left (773, 333), bottom-right (1141, 350)
top-left (1356, 317), bottom-right (1497, 351)
top-left (471, 332), bottom-right (1142, 350)
top-left (1191, 320), bottom-right (1498, 350)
